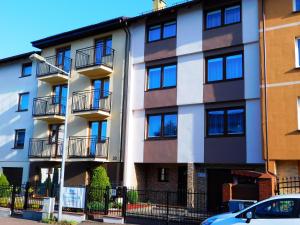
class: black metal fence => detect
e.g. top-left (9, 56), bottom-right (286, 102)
top-left (276, 177), bottom-right (300, 195)
top-left (33, 96), bottom-right (66, 117)
top-left (75, 45), bottom-right (115, 70)
top-left (29, 138), bottom-right (63, 159)
top-left (36, 55), bottom-right (72, 77)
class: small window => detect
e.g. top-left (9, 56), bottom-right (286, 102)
top-left (158, 168), bottom-right (168, 182)
top-left (207, 53), bottom-right (243, 83)
top-left (207, 108), bottom-right (245, 137)
top-left (14, 129), bottom-right (25, 149)
top-left (147, 64), bottom-right (177, 90)
top-left (224, 5), bottom-right (241, 25)
top-left (206, 10), bottom-right (222, 29)
top-left (18, 93), bottom-right (29, 111)
top-left (163, 21), bottom-right (176, 39)
top-left (21, 63), bottom-right (32, 77)
top-left (148, 25), bottom-right (161, 42)
top-left (296, 38), bottom-right (300, 67)
top-left (294, 0), bottom-right (300, 12)
top-left (147, 113), bottom-right (177, 139)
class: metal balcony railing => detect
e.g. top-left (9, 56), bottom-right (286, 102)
top-left (68, 136), bottom-right (109, 159)
top-left (33, 96), bottom-right (66, 117)
top-left (72, 90), bottom-right (111, 113)
top-left (75, 44), bottom-right (115, 70)
top-left (29, 138), bottom-right (63, 158)
top-left (36, 55), bottom-right (72, 77)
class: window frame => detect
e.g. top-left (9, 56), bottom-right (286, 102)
top-left (204, 3), bottom-right (242, 30)
top-left (147, 20), bottom-right (177, 43)
top-left (206, 106), bottom-right (246, 138)
top-left (294, 0), bottom-right (300, 12)
top-left (13, 129), bottom-right (26, 149)
top-left (146, 63), bottom-right (177, 91)
top-left (17, 92), bottom-right (29, 112)
top-left (158, 168), bottom-right (169, 182)
top-left (146, 112), bottom-right (178, 140)
top-left (206, 51), bottom-right (244, 84)
top-left (20, 63), bottom-right (32, 78)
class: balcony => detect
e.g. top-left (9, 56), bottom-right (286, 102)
top-left (71, 90), bottom-right (111, 120)
top-left (36, 55), bottom-right (71, 84)
top-left (75, 45), bottom-right (115, 78)
top-left (29, 138), bottom-right (63, 161)
top-left (68, 136), bottom-right (109, 161)
top-left (33, 96), bottom-right (66, 123)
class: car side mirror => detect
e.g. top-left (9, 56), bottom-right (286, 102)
top-left (246, 211), bottom-right (253, 224)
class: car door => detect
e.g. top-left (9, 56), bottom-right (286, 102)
top-left (225, 198), bottom-right (300, 225)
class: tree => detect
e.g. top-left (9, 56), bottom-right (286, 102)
top-left (89, 166), bottom-right (111, 202)
top-left (0, 173), bottom-right (9, 186)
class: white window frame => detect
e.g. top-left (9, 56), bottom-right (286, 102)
top-left (293, 0), bottom-right (300, 12)
top-left (295, 38), bottom-right (300, 68)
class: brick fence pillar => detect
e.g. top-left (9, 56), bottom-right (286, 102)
top-left (223, 183), bottom-right (233, 203)
top-left (258, 177), bottom-right (276, 201)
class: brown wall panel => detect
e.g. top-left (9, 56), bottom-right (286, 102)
top-left (145, 38), bottom-right (177, 62)
top-left (144, 88), bottom-right (177, 109)
top-left (144, 139), bottom-right (177, 163)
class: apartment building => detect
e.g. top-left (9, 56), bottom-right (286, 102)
top-left (260, 0), bottom-right (300, 177)
top-left (28, 18), bottom-right (128, 186)
top-left (0, 52), bottom-right (38, 186)
top-left (124, 0), bottom-right (263, 211)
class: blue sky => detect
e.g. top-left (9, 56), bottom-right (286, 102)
top-left (0, 0), bottom-right (181, 58)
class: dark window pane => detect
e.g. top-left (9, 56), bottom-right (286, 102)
top-left (255, 200), bottom-right (296, 219)
top-left (148, 115), bottom-right (162, 138)
top-left (226, 54), bottom-right (243, 79)
top-left (163, 21), bottom-right (176, 39)
top-left (225, 5), bottom-right (241, 24)
top-left (148, 67), bottom-right (161, 89)
top-left (206, 10), bottom-right (221, 29)
top-left (15, 130), bottom-right (25, 148)
top-left (163, 114), bottom-right (177, 137)
top-left (22, 64), bottom-right (32, 76)
top-left (208, 111), bottom-right (224, 136)
top-left (208, 58), bottom-right (223, 82)
top-left (19, 93), bottom-right (29, 111)
top-left (163, 65), bottom-right (177, 87)
top-left (227, 109), bottom-right (244, 135)
top-left (148, 25), bottom-right (161, 42)
top-left (296, 0), bottom-right (300, 11)
top-left (106, 39), bottom-right (112, 55)
top-left (63, 49), bottom-right (71, 73)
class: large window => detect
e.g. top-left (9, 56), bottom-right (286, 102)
top-left (147, 64), bottom-right (177, 90)
top-left (18, 92), bottom-right (29, 111)
top-left (294, 0), bottom-right (300, 12)
top-left (207, 107), bottom-right (245, 137)
top-left (205, 5), bottom-right (241, 29)
top-left (148, 21), bottom-right (177, 42)
top-left (14, 129), bottom-right (25, 149)
top-left (207, 53), bottom-right (243, 82)
top-left (21, 63), bottom-right (32, 77)
top-left (147, 113), bottom-right (177, 138)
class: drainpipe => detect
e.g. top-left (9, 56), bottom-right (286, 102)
top-left (262, 0), bottom-right (270, 174)
top-left (119, 18), bottom-right (131, 186)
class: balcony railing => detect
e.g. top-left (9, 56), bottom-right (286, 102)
top-left (72, 90), bottom-right (111, 113)
top-left (33, 96), bottom-right (66, 117)
top-left (68, 136), bottom-right (109, 159)
top-left (75, 44), bottom-right (115, 70)
top-left (29, 138), bottom-right (63, 159)
top-left (36, 55), bottom-right (72, 77)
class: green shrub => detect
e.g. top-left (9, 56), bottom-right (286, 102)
top-left (0, 197), bottom-right (10, 207)
top-left (0, 173), bottom-right (9, 186)
top-left (127, 190), bottom-right (139, 204)
top-left (0, 174), bottom-right (11, 198)
top-left (87, 201), bottom-right (105, 211)
top-left (89, 166), bottom-right (111, 202)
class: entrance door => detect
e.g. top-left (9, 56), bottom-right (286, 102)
top-left (92, 78), bottom-right (109, 110)
top-left (89, 121), bottom-right (107, 156)
top-left (2, 167), bottom-right (23, 186)
top-left (178, 166), bottom-right (187, 205)
top-left (53, 85), bottom-right (67, 115)
top-left (207, 169), bottom-right (232, 212)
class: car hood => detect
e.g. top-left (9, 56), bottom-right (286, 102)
top-left (207, 212), bottom-right (239, 221)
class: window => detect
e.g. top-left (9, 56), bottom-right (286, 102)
top-left (14, 129), bottom-right (25, 149)
top-left (158, 168), bottom-right (168, 182)
top-left (21, 63), bottom-right (32, 77)
top-left (296, 38), bottom-right (300, 67)
top-left (205, 5), bottom-right (241, 29)
top-left (294, 0), bottom-right (300, 12)
top-left (207, 107), bottom-right (245, 137)
top-left (18, 93), bottom-right (29, 111)
top-left (207, 53), bottom-right (243, 82)
top-left (147, 113), bottom-right (177, 139)
top-left (56, 48), bottom-right (71, 73)
top-left (148, 21), bottom-right (177, 42)
top-left (147, 64), bottom-right (177, 90)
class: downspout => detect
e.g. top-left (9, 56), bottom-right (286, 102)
top-left (262, 0), bottom-right (270, 174)
top-left (119, 18), bottom-right (131, 185)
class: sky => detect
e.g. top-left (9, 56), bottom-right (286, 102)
top-left (0, 0), bottom-right (181, 59)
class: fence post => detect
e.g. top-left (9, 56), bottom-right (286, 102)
top-left (104, 186), bottom-right (110, 215)
top-left (84, 186), bottom-right (89, 214)
top-left (23, 183), bottom-right (30, 210)
top-left (166, 191), bottom-right (170, 225)
top-left (122, 186), bottom-right (127, 219)
top-left (10, 185), bottom-right (16, 216)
